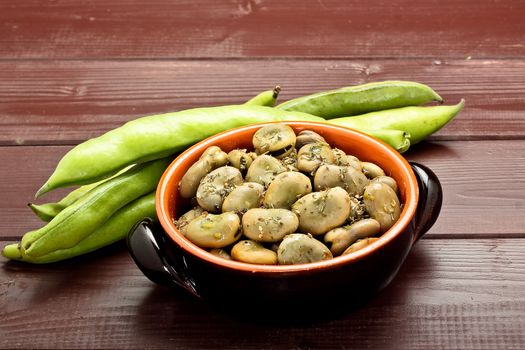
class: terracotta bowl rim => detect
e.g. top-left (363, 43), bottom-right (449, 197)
top-left (156, 121), bottom-right (419, 274)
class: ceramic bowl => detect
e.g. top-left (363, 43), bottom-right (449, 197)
top-left (127, 122), bottom-right (442, 306)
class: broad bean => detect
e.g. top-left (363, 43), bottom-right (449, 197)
top-left (242, 208), bottom-right (299, 242)
top-left (324, 219), bottom-right (380, 256)
top-left (184, 212), bottom-right (241, 248)
top-left (3, 192), bottom-right (157, 263)
top-left (244, 86), bottom-right (281, 107)
top-left (179, 146), bottom-right (228, 199)
top-left (227, 149), bottom-right (256, 174)
top-left (276, 81), bottom-right (442, 119)
top-left (371, 176), bottom-right (398, 193)
top-left (297, 142), bottom-right (335, 174)
top-left (313, 164), bottom-right (368, 196)
top-left (363, 182), bottom-right (401, 233)
top-left (245, 155), bottom-right (287, 187)
top-left (295, 130), bottom-right (326, 149)
top-left (277, 234), bottom-right (333, 265)
top-left (222, 182), bottom-right (265, 213)
top-left (343, 237), bottom-right (379, 255)
top-left (196, 166), bottom-right (243, 212)
top-left (231, 240), bottom-right (278, 265)
top-left (36, 105), bottom-right (323, 197)
top-left (29, 165), bottom-right (134, 222)
top-left (328, 100), bottom-right (465, 145)
top-left (209, 248), bottom-right (232, 260)
top-left (361, 162), bottom-right (386, 179)
top-left (21, 157), bottom-right (171, 258)
top-left (252, 124), bottom-right (296, 158)
top-left (263, 172), bottom-right (312, 209)
top-left (292, 187), bottom-right (351, 235)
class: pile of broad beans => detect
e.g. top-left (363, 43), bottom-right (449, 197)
top-left (177, 124), bottom-right (402, 265)
top-left (2, 81), bottom-right (464, 264)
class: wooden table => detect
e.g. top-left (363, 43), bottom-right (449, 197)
top-left (1, 1), bottom-right (524, 349)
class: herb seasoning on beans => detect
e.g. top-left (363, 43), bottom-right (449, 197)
top-left (176, 124), bottom-right (402, 265)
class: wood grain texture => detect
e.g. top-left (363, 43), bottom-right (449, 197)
top-left (406, 140), bottom-right (525, 237)
top-left (0, 140), bottom-right (524, 240)
top-left (1, 0), bottom-right (525, 59)
top-left (0, 145), bottom-right (74, 239)
top-left (1, 59), bottom-right (525, 145)
top-left (1, 1), bottom-right (523, 349)
top-left (1, 239), bottom-right (523, 349)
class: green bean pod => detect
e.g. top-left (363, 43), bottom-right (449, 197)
top-left (2, 192), bottom-right (156, 264)
top-left (28, 165), bottom-right (134, 222)
top-left (28, 203), bottom-right (65, 222)
top-left (276, 81), bottom-right (443, 119)
top-left (36, 105), bottom-right (323, 197)
top-left (329, 100), bottom-right (465, 145)
top-left (28, 184), bottom-right (98, 222)
top-left (244, 86), bottom-right (281, 106)
top-left (22, 157), bottom-right (171, 257)
top-left (362, 129), bottom-right (411, 153)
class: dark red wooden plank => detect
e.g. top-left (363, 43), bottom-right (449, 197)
top-left (0, 140), bottom-right (524, 240)
top-left (1, 238), bottom-right (523, 349)
top-left (405, 140), bottom-right (525, 237)
top-left (1, 0), bottom-right (524, 59)
top-left (1, 59), bottom-right (524, 145)
top-left (0, 145), bottom-right (73, 239)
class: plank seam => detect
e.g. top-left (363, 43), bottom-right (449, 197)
top-left (1, 56), bottom-right (525, 62)
top-left (423, 233), bottom-right (525, 239)
top-left (2, 233), bottom-right (525, 241)
top-left (1, 137), bottom-right (524, 148)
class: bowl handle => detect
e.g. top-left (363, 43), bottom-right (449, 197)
top-left (409, 161), bottom-right (443, 242)
top-left (126, 219), bottom-right (202, 299)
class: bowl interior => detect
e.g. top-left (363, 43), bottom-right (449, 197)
top-left (156, 121), bottom-right (418, 273)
